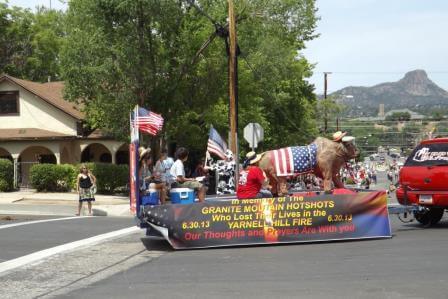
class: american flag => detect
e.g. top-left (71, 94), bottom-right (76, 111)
top-left (132, 106), bottom-right (164, 136)
top-left (207, 126), bottom-right (228, 160)
top-left (271, 144), bottom-right (318, 176)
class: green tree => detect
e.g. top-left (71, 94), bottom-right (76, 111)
top-left (385, 112), bottom-right (411, 122)
top-left (316, 97), bottom-right (342, 134)
top-left (430, 110), bottom-right (444, 121)
top-left (0, 2), bottom-right (33, 77)
top-left (0, 2), bottom-right (65, 81)
top-left (61, 0), bottom-right (319, 157)
top-left (26, 7), bottom-right (65, 81)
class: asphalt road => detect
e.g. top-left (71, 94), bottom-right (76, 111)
top-left (0, 216), bottom-right (134, 261)
top-left (0, 214), bottom-right (60, 225)
top-left (3, 169), bottom-right (448, 298)
top-left (2, 213), bottom-right (448, 299)
top-left (60, 216), bottom-right (448, 299)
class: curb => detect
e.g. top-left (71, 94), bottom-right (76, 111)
top-left (0, 204), bottom-right (132, 218)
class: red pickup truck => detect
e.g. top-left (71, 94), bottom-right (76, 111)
top-left (397, 138), bottom-right (448, 226)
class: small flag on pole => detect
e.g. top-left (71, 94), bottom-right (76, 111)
top-left (131, 106), bottom-right (164, 136)
top-left (207, 126), bottom-right (228, 160)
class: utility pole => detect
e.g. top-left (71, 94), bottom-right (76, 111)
top-left (228, 0), bottom-right (239, 183)
top-left (228, 0), bottom-right (238, 156)
top-left (323, 72), bottom-right (331, 99)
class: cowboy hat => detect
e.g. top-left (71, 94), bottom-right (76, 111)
top-left (246, 151), bottom-right (262, 165)
top-left (332, 131), bottom-right (347, 142)
top-left (138, 147), bottom-right (151, 161)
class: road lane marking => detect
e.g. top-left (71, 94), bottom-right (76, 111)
top-left (0, 226), bottom-right (140, 275)
top-left (0, 216), bottom-right (91, 230)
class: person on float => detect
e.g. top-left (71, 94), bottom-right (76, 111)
top-left (154, 149), bottom-right (171, 194)
top-left (169, 147), bottom-right (206, 202)
top-left (139, 147), bottom-right (167, 204)
top-left (237, 151), bottom-right (272, 199)
top-left (138, 146), bottom-right (151, 191)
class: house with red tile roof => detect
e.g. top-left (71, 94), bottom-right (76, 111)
top-left (0, 74), bottom-right (128, 187)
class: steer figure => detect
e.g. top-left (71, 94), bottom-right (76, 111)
top-left (258, 136), bottom-right (359, 195)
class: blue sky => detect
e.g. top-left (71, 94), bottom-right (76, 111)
top-left (303, 0), bottom-right (448, 94)
top-left (9, 0), bottom-right (448, 94)
top-left (8, 0), bottom-right (66, 11)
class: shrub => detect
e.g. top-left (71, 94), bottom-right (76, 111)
top-left (0, 159), bottom-right (14, 191)
top-left (30, 163), bottom-right (129, 194)
top-left (57, 164), bottom-right (78, 191)
top-left (30, 164), bottom-right (77, 192)
top-left (75, 163), bottom-right (129, 194)
top-left (81, 163), bottom-right (129, 194)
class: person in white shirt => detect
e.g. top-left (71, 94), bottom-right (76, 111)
top-left (170, 147), bottom-right (206, 202)
top-left (154, 150), bottom-right (171, 185)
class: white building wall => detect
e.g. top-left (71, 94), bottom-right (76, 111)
top-left (0, 81), bottom-right (78, 135)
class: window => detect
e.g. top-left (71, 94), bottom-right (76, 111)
top-left (0, 91), bottom-right (19, 115)
top-left (405, 143), bottom-right (448, 166)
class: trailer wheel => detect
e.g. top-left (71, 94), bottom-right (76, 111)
top-left (414, 207), bottom-right (445, 227)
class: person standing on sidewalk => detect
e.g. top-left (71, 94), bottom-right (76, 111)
top-left (76, 164), bottom-right (97, 216)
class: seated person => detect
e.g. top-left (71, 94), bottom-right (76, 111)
top-left (237, 151), bottom-right (272, 199)
top-left (139, 147), bottom-right (166, 204)
top-left (170, 147), bottom-right (206, 202)
top-left (154, 149), bottom-right (174, 189)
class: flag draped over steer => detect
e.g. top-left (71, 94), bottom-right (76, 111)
top-left (271, 144), bottom-right (318, 176)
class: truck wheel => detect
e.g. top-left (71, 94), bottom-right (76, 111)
top-left (414, 207), bottom-right (445, 227)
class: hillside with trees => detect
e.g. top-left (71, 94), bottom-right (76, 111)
top-left (331, 70), bottom-right (448, 118)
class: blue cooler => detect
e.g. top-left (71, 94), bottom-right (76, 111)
top-left (170, 188), bottom-right (195, 204)
top-left (142, 189), bottom-right (160, 205)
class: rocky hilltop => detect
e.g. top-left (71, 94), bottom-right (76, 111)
top-left (331, 70), bottom-right (448, 117)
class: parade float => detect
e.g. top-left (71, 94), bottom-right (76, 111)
top-left (129, 109), bottom-right (393, 249)
top-left (124, 0), bottom-right (431, 250)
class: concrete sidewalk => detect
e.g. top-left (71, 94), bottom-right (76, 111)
top-left (0, 190), bottom-right (131, 217)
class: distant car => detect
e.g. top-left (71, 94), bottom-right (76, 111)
top-left (396, 138), bottom-right (448, 226)
top-left (379, 156), bottom-right (385, 161)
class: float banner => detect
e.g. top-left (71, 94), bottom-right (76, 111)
top-left (145, 191), bottom-right (391, 249)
